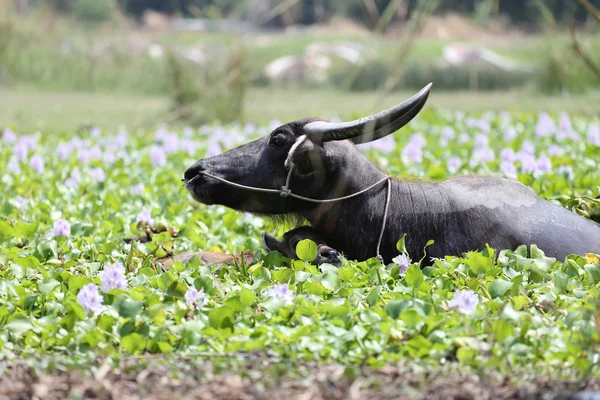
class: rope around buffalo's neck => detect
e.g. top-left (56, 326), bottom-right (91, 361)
top-left (195, 135), bottom-right (392, 261)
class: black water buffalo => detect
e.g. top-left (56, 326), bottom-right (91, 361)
top-left (184, 84), bottom-right (600, 263)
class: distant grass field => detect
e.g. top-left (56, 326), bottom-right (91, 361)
top-left (1, 87), bottom-right (599, 133)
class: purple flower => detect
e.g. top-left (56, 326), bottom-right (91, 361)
top-left (14, 141), bottom-right (29, 161)
top-left (521, 141), bottom-right (535, 155)
top-left (165, 134), bottom-right (181, 154)
top-left (155, 127), bottom-right (169, 141)
top-left (447, 156), bottom-right (462, 172)
top-left (206, 140), bottom-right (222, 157)
top-left (130, 183), bottom-right (145, 196)
top-left (77, 284), bottom-right (103, 315)
top-left (500, 160), bottom-right (517, 177)
top-left (466, 118), bottom-right (489, 132)
top-left (269, 119), bottom-right (282, 131)
top-left (53, 218), bottom-right (71, 237)
top-left (458, 133), bottom-right (470, 144)
top-left (441, 126), bottom-right (455, 139)
top-left (7, 157), bottom-right (21, 174)
top-left (77, 149), bottom-right (90, 165)
top-left (503, 127), bottom-right (517, 142)
top-left (136, 210), bottom-right (153, 225)
top-left (267, 284), bottom-right (293, 302)
top-left (517, 152), bottom-right (536, 174)
top-left (470, 147), bottom-right (495, 168)
top-left (535, 112), bottom-right (555, 138)
top-left (2, 128), bottom-right (17, 143)
top-left (244, 123), bottom-right (256, 136)
top-left (358, 135), bottom-right (396, 153)
top-left (588, 124), bottom-right (600, 146)
top-left (57, 142), bottom-right (73, 161)
top-left (180, 139), bottom-right (198, 156)
top-left (448, 290), bottom-right (479, 315)
top-left (557, 165), bottom-right (575, 181)
top-left (392, 253), bottom-right (411, 274)
top-left (90, 167), bottom-right (106, 182)
top-left (536, 156), bottom-right (552, 175)
top-left (29, 154), bottom-right (44, 174)
top-left (90, 126), bottom-right (101, 138)
top-left (521, 158), bottom-right (537, 175)
top-left (402, 142), bottom-right (423, 164)
top-left (548, 145), bottom-right (561, 156)
top-left (409, 134), bottom-right (426, 148)
top-left (13, 197), bottom-right (27, 209)
top-left (100, 261), bottom-right (127, 292)
top-left (150, 146), bottom-right (167, 166)
top-left (500, 148), bottom-right (515, 163)
top-left (102, 152), bottom-right (116, 165)
top-left (89, 146), bottom-right (102, 160)
top-left (65, 169), bottom-right (82, 189)
top-left (70, 137), bottom-right (84, 149)
top-left (475, 133), bottom-right (488, 149)
top-left (113, 130), bottom-right (128, 148)
top-left (185, 287), bottom-right (206, 309)
top-left (183, 127), bottom-right (195, 137)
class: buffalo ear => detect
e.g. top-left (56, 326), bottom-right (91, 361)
top-left (262, 232), bottom-right (285, 254)
top-left (290, 139), bottom-right (326, 176)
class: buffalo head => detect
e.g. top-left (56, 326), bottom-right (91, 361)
top-left (183, 84), bottom-right (432, 216)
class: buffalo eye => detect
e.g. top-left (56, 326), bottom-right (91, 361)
top-left (270, 134), bottom-right (287, 149)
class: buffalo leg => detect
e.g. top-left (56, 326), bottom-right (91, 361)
top-left (262, 226), bottom-right (342, 266)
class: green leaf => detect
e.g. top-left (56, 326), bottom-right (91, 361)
top-left (385, 299), bottom-right (409, 319)
top-left (367, 286), bottom-right (380, 307)
top-left (16, 255), bottom-right (41, 269)
top-left (37, 279), bottom-right (60, 296)
top-left (405, 264), bottom-right (423, 289)
top-left (467, 252), bottom-right (492, 276)
top-left (400, 309), bottom-right (421, 329)
top-left (5, 316), bottom-right (33, 335)
top-left (304, 280), bottom-right (326, 296)
top-left (585, 264), bottom-right (600, 285)
top-left (295, 271), bottom-right (311, 283)
top-left (157, 342), bottom-right (174, 353)
top-left (553, 270), bottom-right (569, 293)
top-left (240, 288), bottom-right (255, 307)
top-left (492, 320), bottom-right (514, 341)
top-left (0, 220), bottom-right (16, 237)
top-left (456, 348), bottom-right (477, 363)
top-left (117, 299), bottom-right (143, 319)
top-left (121, 333), bottom-right (146, 354)
top-left (208, 306), bottom-right (235, 330)
top-left (166, 281), bottom-right (187, 299)
top-left (194, 276), bottom-right (214, 295)
top-left (489, 279), bottom-right (513, 298)
top-left (296, 239), bottom-right (318, 262)
top-left (14, 222), bottom-right (39, 238)
top-left (396, 233), bottom-right (407, 253)
top-left (69, 276), bottom-right (92, 291)
top-left (321, 272), bottom-right (340, 291)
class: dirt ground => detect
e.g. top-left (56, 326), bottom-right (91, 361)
top-left (2, 357), bottom-right (600, 400)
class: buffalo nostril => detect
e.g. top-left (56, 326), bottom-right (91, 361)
top-left (184, 164), bottom-right (204, 182)
top-left (321, 248), bottom-right (341, 262)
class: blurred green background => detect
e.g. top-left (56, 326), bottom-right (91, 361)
top-left (1, 0), bottom-right (599, 132)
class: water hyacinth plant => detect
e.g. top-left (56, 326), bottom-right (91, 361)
top-left (0, 110), bottom-right (598, 378)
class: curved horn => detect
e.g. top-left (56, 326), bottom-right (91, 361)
top-left (303, 83), bottom-right (432, 143)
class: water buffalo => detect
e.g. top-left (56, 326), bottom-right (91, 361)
top-left (184, 84), bottom-right (600, 263)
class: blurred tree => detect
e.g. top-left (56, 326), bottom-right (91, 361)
top-left (40, 0), bottom-right (600, 28)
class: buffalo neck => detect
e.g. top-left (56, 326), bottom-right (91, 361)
top-left (298, 153), bottom-right (445, 262)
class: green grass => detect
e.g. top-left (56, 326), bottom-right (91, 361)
top-left (2, 87), bottom-right (599, 133)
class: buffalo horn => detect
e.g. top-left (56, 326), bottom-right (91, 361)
top-left (303, 83), bottom-right (432, 144)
